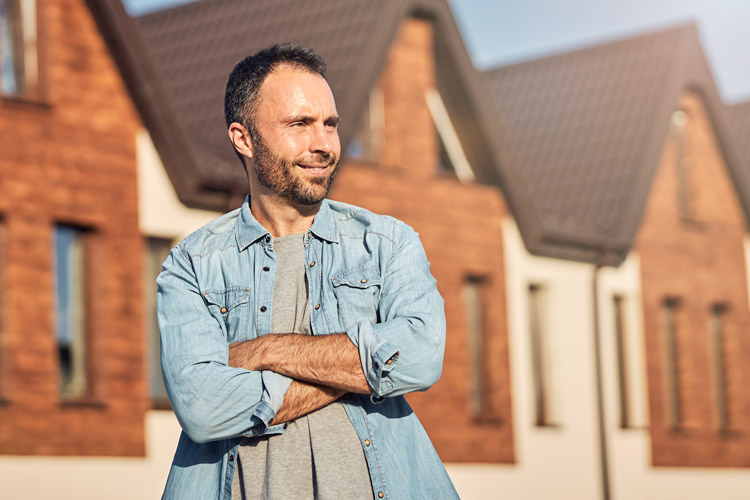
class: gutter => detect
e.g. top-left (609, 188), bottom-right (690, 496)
top-left (592, 258), bottom-right (612, 500)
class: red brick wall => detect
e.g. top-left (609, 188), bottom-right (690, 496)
top-left (635, 92), bottom-right (750, 466)
top-left (0, 0), bottom-right (146, 455)
top-left (330, 18), bottom-right (515, 463)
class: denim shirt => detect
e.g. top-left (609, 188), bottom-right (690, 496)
top-left (157, 196), bottom-right (458, 500)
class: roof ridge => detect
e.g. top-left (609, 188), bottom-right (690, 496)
top-left (484, 21), bottom-right (698, 74)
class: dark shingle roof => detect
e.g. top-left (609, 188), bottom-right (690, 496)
top-left (485, 24), bottom-right (750, 264)
top-left (131, 0), bottom-right (509, 210)
top-left (89, 2), bottom-right (749, 265)
top-left (135, 0), bottom-right (387, 189)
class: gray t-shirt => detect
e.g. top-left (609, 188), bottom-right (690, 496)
top-left (231, 234), bottom-right (373, 500)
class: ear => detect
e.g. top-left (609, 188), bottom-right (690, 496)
top-left (228, 122), bottom-right (254, 159)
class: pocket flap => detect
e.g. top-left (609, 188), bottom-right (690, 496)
top-left (202, 287), bottom-right (251, 311)
top-left (331, 266), bottom-right (382, 289)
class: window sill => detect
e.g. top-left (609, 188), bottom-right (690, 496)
top-left (151, 398), bottom-right (173, 411)
top-left (60, 398), bottom-right (107, 409)
top-left (2, 93), bottom-right (52, 109)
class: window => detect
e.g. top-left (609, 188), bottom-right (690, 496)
top-left (662, 298), bottom-right (682, 430)
top-left (613, 295), bottom-right (629, 428)
top-left (144, 237), bottom-right (172, 407)
top-left (0, 218), bottom-right (7, 403)
top-left (709, 304), bottom-right (730, 431)
top-left (462, 276), bottom-right (486, 417)
top-left (347, 86), bottom-right (384, 161)
top-left (612, 294), bottom-right (647, 429)
top-left (425, 89), bottom-right (475, 182)
top-left (529, 284), bottom-right (557, 426)
top-left (670, 109), bottom-right (691, 220)
top-left (1, 0), bottom-right (39, 97)
top-left (54, 225), bottom-right (89, 400)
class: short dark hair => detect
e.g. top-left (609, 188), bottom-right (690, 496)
top-left (224, 43), bottom-right (327, 132)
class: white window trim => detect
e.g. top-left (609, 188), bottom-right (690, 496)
top-left (425, 88), bottom-right (475, 182)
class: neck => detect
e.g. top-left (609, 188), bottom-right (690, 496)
top-left (249, 191), bottom-right (320, 238)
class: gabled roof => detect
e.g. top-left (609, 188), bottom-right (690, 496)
top-left (484, 24), bottom-right (750, 265)
top-left (115, 0), bottom-right (514, 212)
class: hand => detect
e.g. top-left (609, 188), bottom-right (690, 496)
top-left (228, 337), bottom-right (266, 371)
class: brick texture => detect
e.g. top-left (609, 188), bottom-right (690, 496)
top-left (0, 0), bottom-right (146, 456)
top-left (635, 92), bottom-right (750, 466)
top-left (330, 18), bottom-right (515, 463)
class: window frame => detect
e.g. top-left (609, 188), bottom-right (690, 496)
top-left (1, 0), bottom-right (46, 103)
top-left (528, 283), bottom-right (558, 427)
top-left (54, 223), bottom-right (96, 404)
top-left (143, 236), bottom-right (173, 410)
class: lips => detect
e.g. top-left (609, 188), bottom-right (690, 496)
top-left (297, 163), bottom-right (332, 176)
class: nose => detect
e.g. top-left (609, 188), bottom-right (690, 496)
top-left (309, 124), bottom-right (336, 155)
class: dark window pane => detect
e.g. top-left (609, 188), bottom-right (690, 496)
top-left (54, 225), bottom-right (88, 399)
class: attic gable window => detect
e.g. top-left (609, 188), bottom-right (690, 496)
top-left (0, 0), bottom-right (38, 97)
top-left (670, 109), bottom-right (692, 221)
top-left (425, 89), bottom-right (475, 182)
top-left (347, 86), bottom-right (384, 161)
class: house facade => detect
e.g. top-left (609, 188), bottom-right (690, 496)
top-left (0, 0), bottom-right (147, 458)
top-left (2, 1), bottom-right (750, 499)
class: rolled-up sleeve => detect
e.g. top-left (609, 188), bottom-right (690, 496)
top-left (345, 223), bottom-right (446, 403)
top-left (157, 246), bottom-right (291, 443)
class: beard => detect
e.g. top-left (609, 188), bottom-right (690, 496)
top-left (250, 129), bottom-right (339, 206)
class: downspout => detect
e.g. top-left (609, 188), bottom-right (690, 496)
top-left (592, 256), bottom-right (611, 500)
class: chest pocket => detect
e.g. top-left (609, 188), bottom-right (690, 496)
top-left (331, 266), bottom-right (381, 329)
top-left (202, 287), bottom-right (251, 341)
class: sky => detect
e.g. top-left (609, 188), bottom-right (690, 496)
top-left (123, 0), bottom-right (750, 104)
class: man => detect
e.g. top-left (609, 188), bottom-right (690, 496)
top-left (157, 44), bottom-right (458, 500)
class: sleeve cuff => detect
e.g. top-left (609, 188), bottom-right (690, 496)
top-left (345, 321), bottom-right (399, 403)
top-left (241, 370), bottom-right (292, 437)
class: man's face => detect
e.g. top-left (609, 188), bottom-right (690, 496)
top-left (248, 65), bottom-right (341, 206)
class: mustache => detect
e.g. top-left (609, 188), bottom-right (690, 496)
top-left (298, 152), bottom-right (337, 166)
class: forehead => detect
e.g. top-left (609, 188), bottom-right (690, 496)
top-left (255, 65), bottom-right (337, 119)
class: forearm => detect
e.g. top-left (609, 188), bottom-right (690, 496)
top-left (270, 380), bottom-right (345, 425)
top-left (229, 333), bottom-right (371, 394)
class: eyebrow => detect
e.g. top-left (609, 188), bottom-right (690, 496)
top-left (283, 114), bottom-right (340, 125)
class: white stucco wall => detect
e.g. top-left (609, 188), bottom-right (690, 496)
top-left (136, 129), bottom-right (221, 241)
top-left (0, 411), bottom-right (183, 500)
top-left (444, 219), bottom-right (602, 500)
top-left (599, 252), bottom-right (750, 500)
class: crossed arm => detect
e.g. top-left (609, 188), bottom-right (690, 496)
top-left (158, 224), bottom-right (443, 443)
top-left (227, 333), bottom-right (371, 425)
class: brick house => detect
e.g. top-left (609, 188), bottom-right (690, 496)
top-left (3, 1), bottom-right (750, 499)
top-left (486, 24), bottom-right (750, 498)
top-left (0, 0), bottom-right (147, 456)
top-left (133, 0), bottom-right (518, 466)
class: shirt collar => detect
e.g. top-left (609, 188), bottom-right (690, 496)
top-left (235, 195), bottom-right (339, 251)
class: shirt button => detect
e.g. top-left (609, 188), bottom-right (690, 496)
top-left (360, 278), bottom-right (367, 283)
top-left (307, 232), bottom-right (311, 239)
top-left (220, 307), bottom-right (227, 314)
top-left (263, 266), bottom-right (270, 272)
top-left (229, 455), bottom-right (234, 462)
top-left (260, 306), bottom-right (267, 312)
top-left (309, 261), bottom-right (315, 267)
top-left (385, 359), bottom-right (392, 365)
top-left (378, 493), bottom-right (384, 498)
top-left (315, 304), bottom-right (320, 310)
top-left (364, 439), bottom-right (370, 446)
top-left (265, 236), bottom-right (270, 243)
